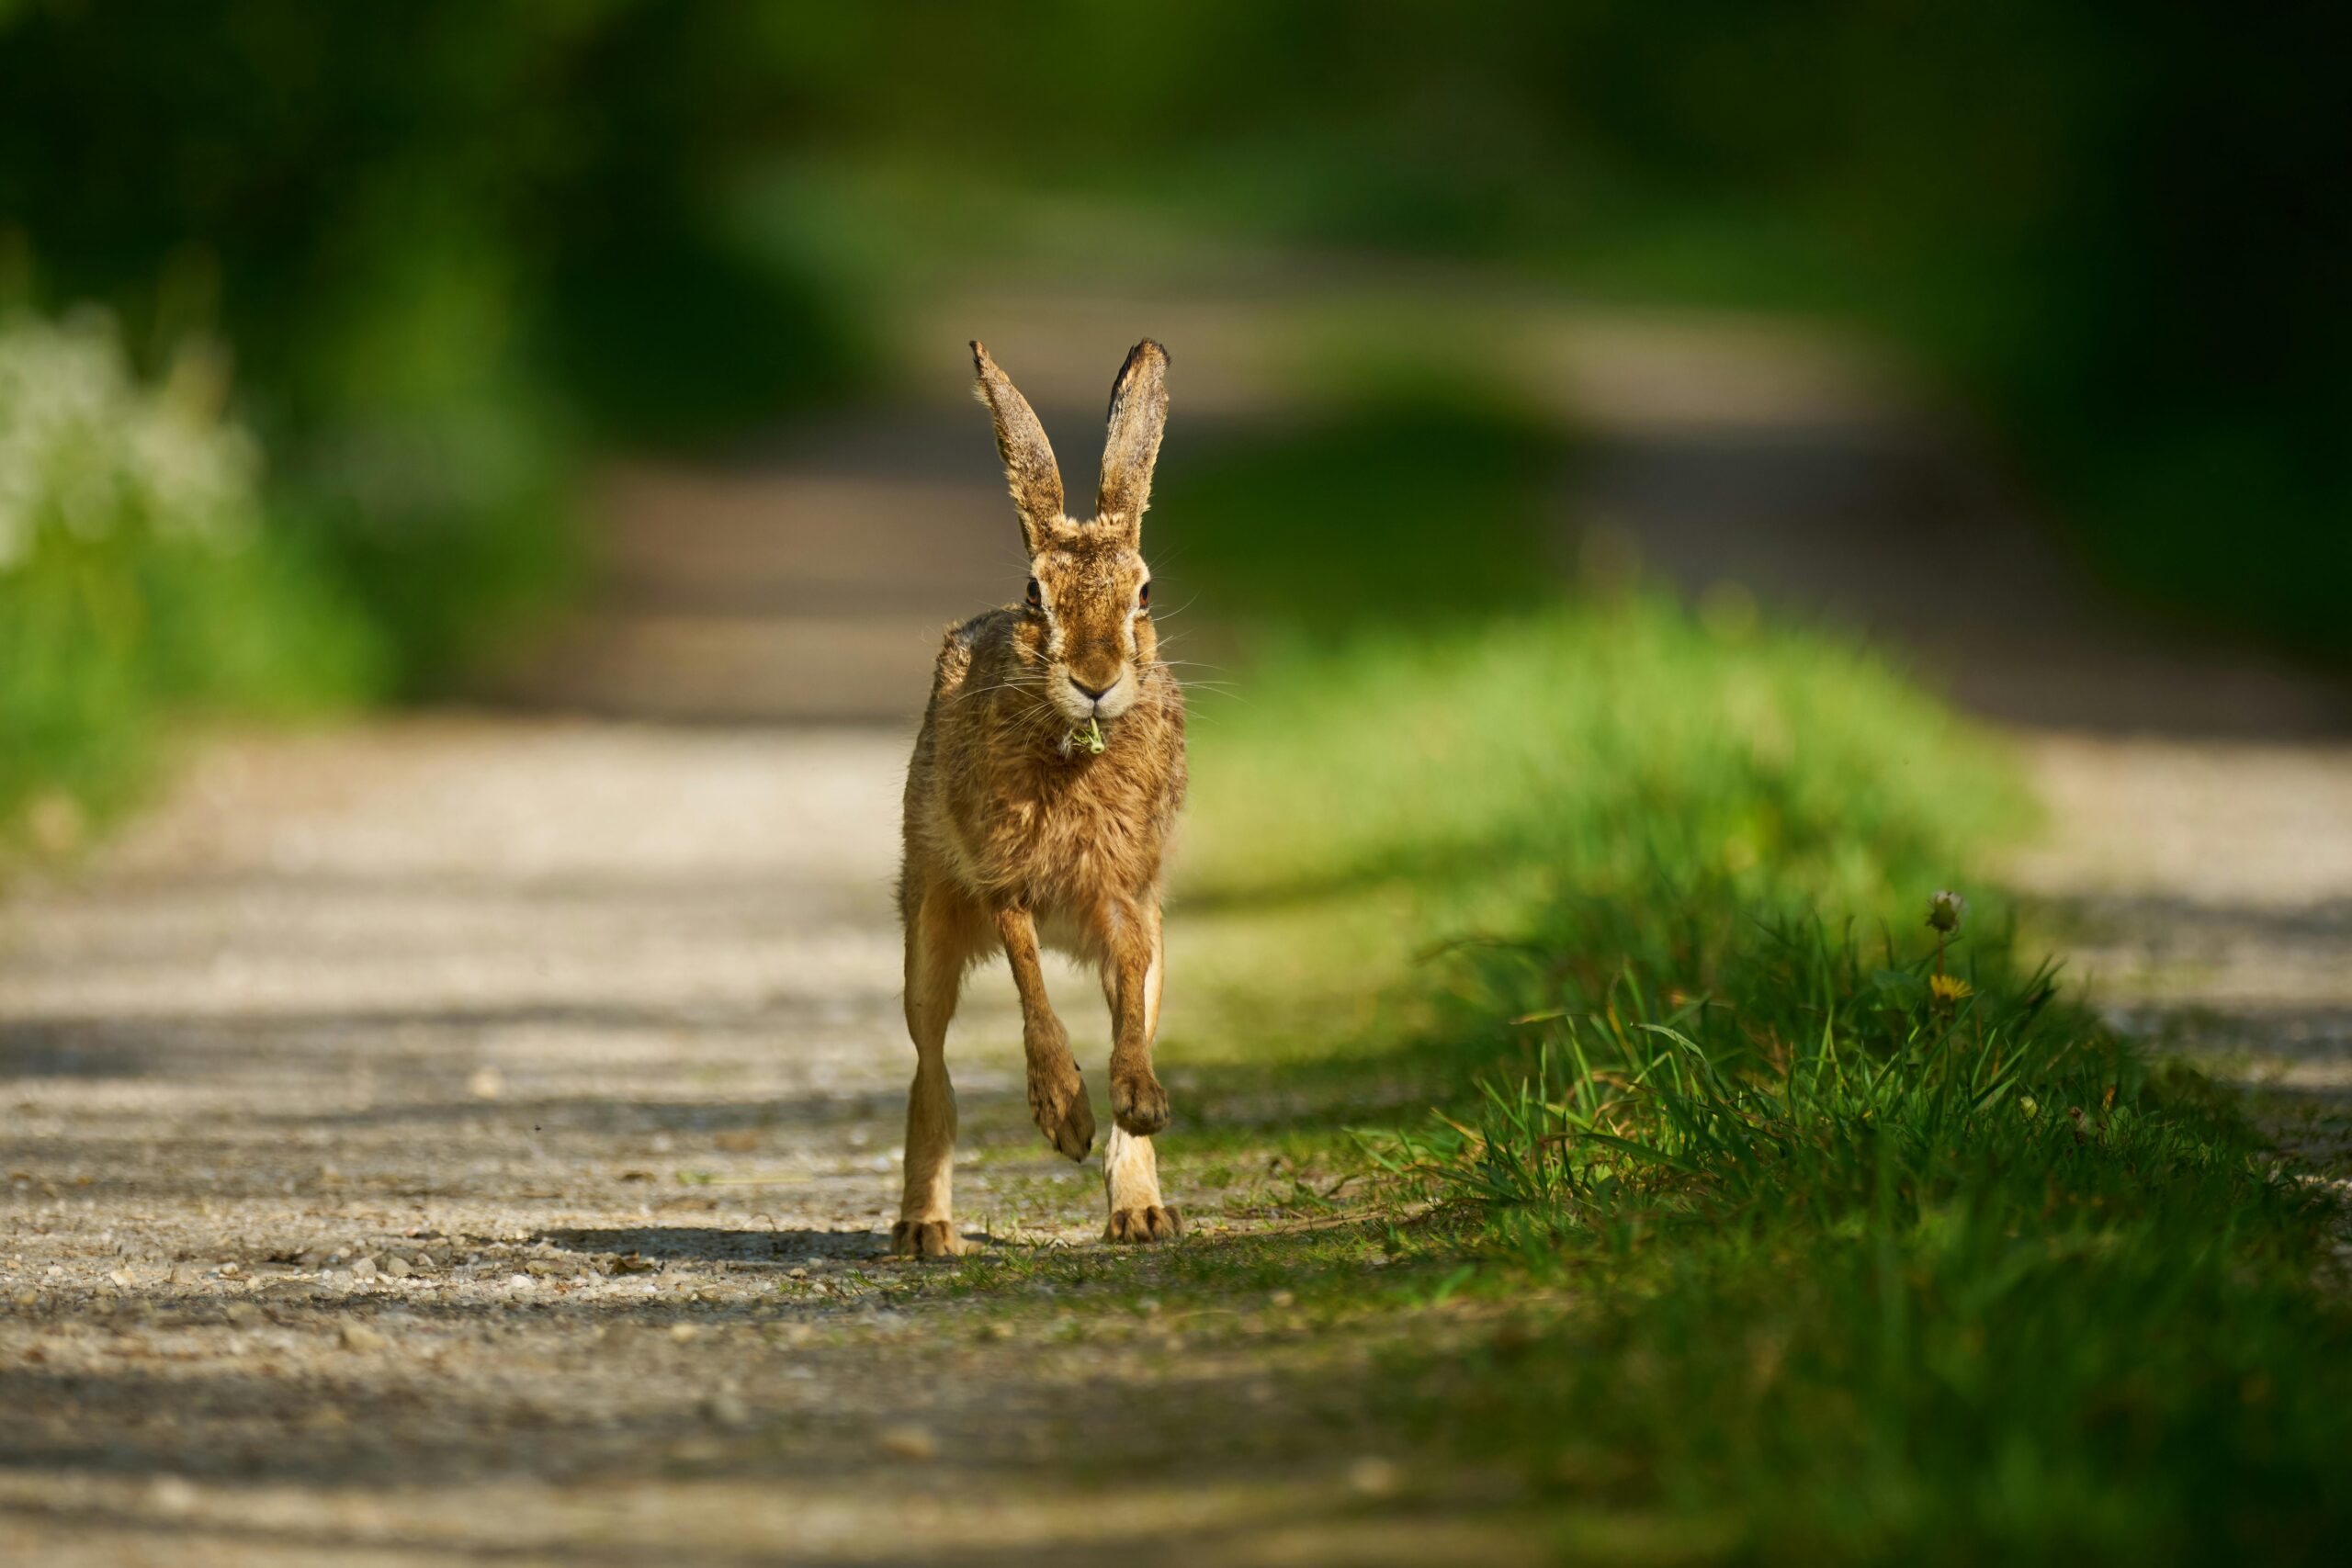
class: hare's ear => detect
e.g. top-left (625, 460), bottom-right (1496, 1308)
top-left (971, 342), bottom-right (1063, 553)
top-left (1097, 339), bottom-right (1169, 536)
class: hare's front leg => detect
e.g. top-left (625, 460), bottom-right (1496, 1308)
top-left (895, 880), bottom-right (981, 1258)
top-left (1102, 901), bottom-right (1182, 1243)
top-left (1105, 899), bottom-right (1170, 1135)
top-left (995, 907), bottom-right (1095, 1161)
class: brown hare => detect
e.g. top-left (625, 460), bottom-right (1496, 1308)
top-left (892, 339), bottom-right (1187, 1258)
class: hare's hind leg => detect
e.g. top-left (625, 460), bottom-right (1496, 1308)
top-left (1101, 903), bottom-right (1182, 1243)
top-left (995, 908), bottom-right (1095, 1161)
top-left (896, 878), bottom-right (983, 1258)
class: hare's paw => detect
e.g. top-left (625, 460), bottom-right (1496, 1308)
top-left (1026, 1057), bottom-right (1096, 1161)
top-left (1110, 1070), bottom-right (1169, 1136)
top-left (890, 1218), bottom-right (970, 1259)
top-left (1105, 1204), bottom-right (1183, 1245)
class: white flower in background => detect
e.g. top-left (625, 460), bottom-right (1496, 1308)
top-left (0, 310), bottom-right (261, 573)
top-left (1927, 888), bottom-right (1968, 933)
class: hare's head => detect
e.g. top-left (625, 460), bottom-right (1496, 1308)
top-left (972, 339), bottom-right (1170, 728)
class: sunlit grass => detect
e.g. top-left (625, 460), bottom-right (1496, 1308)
top-left (1136, 402), bottom-right (2352, 1562)
top-left (1160, 599), bottom-right (2352, 1560)
top-left (1190, 598), bottom-right (2021, 908)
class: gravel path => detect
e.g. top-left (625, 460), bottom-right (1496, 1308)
top-left (2005, 733), bottom-right (2352, 1170)
top-left (0, 718), bottom-right (1525, 1564)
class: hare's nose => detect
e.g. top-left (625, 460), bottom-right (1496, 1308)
top-left (1070, 676), bottom-right (1114, 703)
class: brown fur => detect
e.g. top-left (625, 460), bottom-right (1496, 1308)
top-left (892, 340), bottom-right (1187, 1256)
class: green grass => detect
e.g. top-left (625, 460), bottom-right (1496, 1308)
top-left (1166, 604), bottom-right (2352, 1560)
top-left (1125, 405), bottom-right (2352, 1562)
top-left (1188, 602), bottom-right (2018, 910)
top-left (1380, 905), bottom-right (2351, 1562)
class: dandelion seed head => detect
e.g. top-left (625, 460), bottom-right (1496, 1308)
top-left (1927, 889), bottom-right (1968, 933)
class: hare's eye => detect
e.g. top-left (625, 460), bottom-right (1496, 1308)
top-left (1136, 581), bottom-right (1151, 609)
top-left (1025, 578), bottom-right (1042, 609)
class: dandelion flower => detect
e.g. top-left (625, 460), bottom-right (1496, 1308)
top-left (1928, 973), bottom-right (1973, 1005)
top-left (1927, 889), bottom-right (1968, 933)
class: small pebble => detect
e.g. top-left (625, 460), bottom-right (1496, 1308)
top-left (668, 1323), bottom-right (701, 1343)
top-left (339, 1323), bottom-right (389, 1352)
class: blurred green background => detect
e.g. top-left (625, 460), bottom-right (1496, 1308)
top-left (1, 0), bottom-right (2345, 831)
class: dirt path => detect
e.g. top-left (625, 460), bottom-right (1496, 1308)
top-left (0, 719), bottom-right (1524, 1565)
top-left (2003, 734), bottom-right (2352, 1170)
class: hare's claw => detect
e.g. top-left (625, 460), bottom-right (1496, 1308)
top-left (1028, 1057), bottom-right (1095, 1161)
top-left (1105, 1204), bottom-right (1183, 1245)
top-left (1110, 1071), bottom-right (1169, 1136)
top-left (891, 1218), bottom-right (970, 1259)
